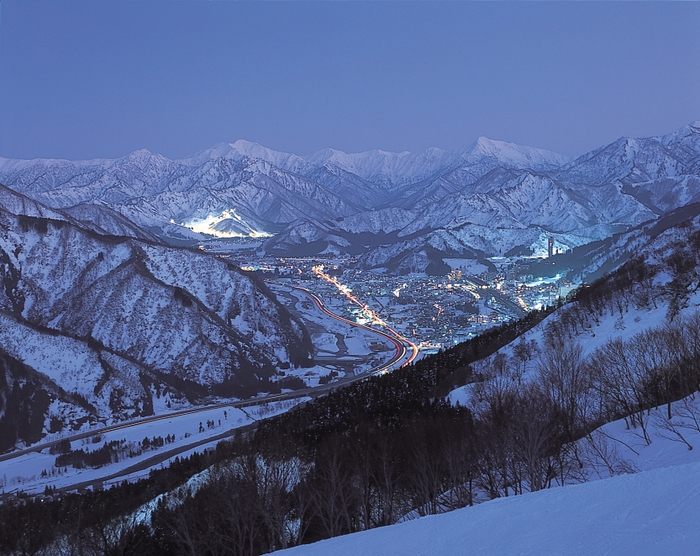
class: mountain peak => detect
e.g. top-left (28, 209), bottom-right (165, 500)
top-left (658, 120), bottom-right (700, 147)
top-left (228, 139), bottom-right (268, 155)
top-left (473, 135), bottom-right (501, 149)
top-left (464, 136), bottom-right (570, 169)
top-left (115, 149), bottom-right (172, 172)
top-left (305, 146), bottom-right (455, 187)
top-left (192, 141), bottom-right (260, 160)
top-left (190, 140), bottom-right (310, 173)
top-left (305, 147), bottom-right (356, 168)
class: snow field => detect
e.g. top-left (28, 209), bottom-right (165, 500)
top-left (277, 392), bottom-right (700, 556)
top-left (0, 397), bottom-right (308, 496)
top-left (275, 459), bottom-right (700, 556)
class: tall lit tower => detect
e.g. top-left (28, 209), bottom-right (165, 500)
top-left (548, 237), bottom-right (554, 258)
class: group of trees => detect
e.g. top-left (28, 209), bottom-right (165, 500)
top-left (4, 246), bottom-right (700, 554)
top-left (48, 435), bottom-right (178, 472)
top-left (138, 249), bottom-right (700, 555)
top-left (54, 441), bottom-right (121, 469)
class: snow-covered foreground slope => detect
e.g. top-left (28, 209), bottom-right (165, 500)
top-left (278, 387), bottom-right (700, 556)
top-left (277, 459), bottom-right (700, 556)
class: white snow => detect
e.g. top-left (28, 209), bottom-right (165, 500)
top-left (276, 459), bottom-right (700, 556)
top-left (278, 387), bottom-right (700, 556)
top-left (0, 398), bottom-right (310, 496)
top-left (342, 330), bottom-right (373, 356)
top-left (447, 382), bottom-right (477, 407)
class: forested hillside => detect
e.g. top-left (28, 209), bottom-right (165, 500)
top-left (0, 186), bottom-right (314, 451)
top-left (3, 211), bottom-right (700, 555)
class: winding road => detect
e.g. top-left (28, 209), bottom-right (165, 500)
top-left (0, 284), bottom-right (417, 495)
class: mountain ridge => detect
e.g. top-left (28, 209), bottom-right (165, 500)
top-left (0, 122), bottom-right (698, 273)
top-left (0, 186), bottom-right (314, 446)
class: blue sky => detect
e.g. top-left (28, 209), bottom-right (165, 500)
top-left (1, 1), bottom-right (699, 160)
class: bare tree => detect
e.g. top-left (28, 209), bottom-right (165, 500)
top-left (537, 335), bottom-right (590, 444)
top-left (404, 418), bottom-right (447, 515)
top-left (257, 456), bottom-right (303, 551)
top-left (369, 429), bottom-right (404, 526)
top-left (308, 437), bottom-right (357, 539)
top-left (589, 338), bottom-right (652, 444)
top-left (511, 385), bottom-right (559, 492)
top-left (580, 430), bottom-right (638, 479)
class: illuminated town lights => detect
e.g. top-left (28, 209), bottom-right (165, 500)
top-left (312, 264), bottom-right (418, 363)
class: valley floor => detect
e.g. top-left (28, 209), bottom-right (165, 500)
top-left (0, 398), bottom-right (305, 497)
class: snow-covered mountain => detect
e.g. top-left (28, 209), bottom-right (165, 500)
top-left (0, 136), bottom-right (571, 245)
top-left (305, 136), bottom-right (568, 191)
top-left (0, 122), bottom-right (698, 274)
top-left (0, 187), bottom-right (313, 448)
top-left (270, 122), bottom-right (700, 273)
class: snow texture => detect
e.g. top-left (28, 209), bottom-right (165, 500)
top-left (276, 459), bottom-right (700, 556)
top-left (4, 122), bottom-right (696, 273)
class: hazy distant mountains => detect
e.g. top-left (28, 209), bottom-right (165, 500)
top-left (0, 121), bottom-right (698, 274)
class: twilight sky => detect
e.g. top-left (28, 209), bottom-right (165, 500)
top-left (0, 1), bottom-right (699, 161)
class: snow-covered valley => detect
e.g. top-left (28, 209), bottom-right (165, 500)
top-left (0, 121), bottom-right (700, 554)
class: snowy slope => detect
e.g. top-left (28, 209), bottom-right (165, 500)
top-left (0, 189), bottom-right (313, 444)
top-left (0, 208), bottom-right (312, 382)
top-left (276, 459), bottom-right (700, 556)
top-left (61, 203), bottom-right (162, 242)
top-left (278, 382), bottom-right (700, 556)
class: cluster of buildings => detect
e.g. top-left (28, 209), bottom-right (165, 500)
top-left (259, 256), bottom-right (574, 349)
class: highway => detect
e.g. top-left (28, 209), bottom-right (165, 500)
top-left (286, 284), bottom-right (418, 372)
top-left (306, 268), bottom-right (420, 366)
top-left (0, 284), bottom-right (417, 492)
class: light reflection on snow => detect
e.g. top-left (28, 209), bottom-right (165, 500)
top-left (182, 209), bottom-right (273, 238)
